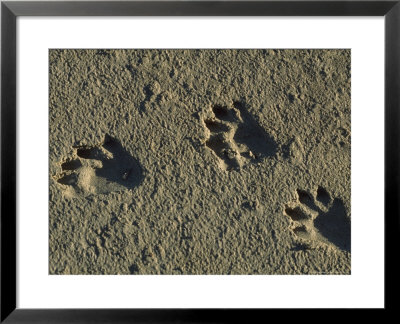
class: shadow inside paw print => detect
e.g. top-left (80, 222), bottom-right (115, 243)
top-left (284, 186), bottom-right (351, 252)
top-left (56, 135), bottom-right (143, 197)
top-left (202, 101), bottom-right (277, 171)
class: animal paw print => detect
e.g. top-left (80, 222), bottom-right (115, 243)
top-left (202, 101), bottom-right (277, 171)
top-left (284, 187), bottom-right (351, 252)
top-left (55, 134), bottom-right (143, 197)
top-left (334, 127), bottom-right (350, 148)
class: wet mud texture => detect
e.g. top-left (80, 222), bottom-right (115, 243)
top-left (49, 49), bottom-right (351, 274)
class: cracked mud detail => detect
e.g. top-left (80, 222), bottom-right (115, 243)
top-left (203, 101), bottom-right (278, 171)
top-left (284, 187), bottom-right (351, 252)
top-left (55, 135), bottom-right (143, 197)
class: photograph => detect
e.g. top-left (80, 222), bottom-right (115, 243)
top-left (2, 0), bottom-right (396, 319)
top-left (49, 49), bottom-right (351, 275)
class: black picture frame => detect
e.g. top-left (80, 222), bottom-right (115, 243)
top-left (1, 0), bottom-right (398, 321)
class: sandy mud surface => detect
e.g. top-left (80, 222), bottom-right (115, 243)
top-left (49, 49), bottom-right (351, 274)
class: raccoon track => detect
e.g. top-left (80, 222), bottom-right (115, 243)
top-left (55, 134), bottom-right (143, 197)
top-left (284, 186), bottom-right (350, 252)
top-left (202, 101), bottom-right (277, 171)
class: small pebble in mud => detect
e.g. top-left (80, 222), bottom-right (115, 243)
top-left (122, 169), bottom-right (131, 180)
